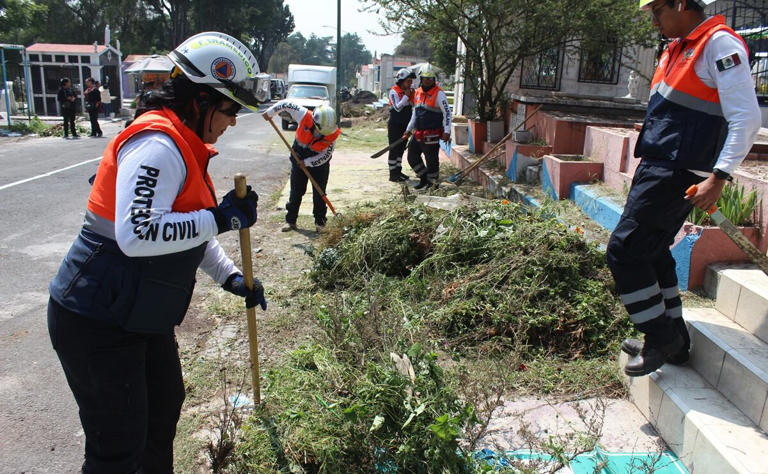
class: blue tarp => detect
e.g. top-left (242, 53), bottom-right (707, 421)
top-left (474, 447), bottom-right (688, 473)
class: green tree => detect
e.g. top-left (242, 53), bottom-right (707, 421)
top-left (394, 27), bottom-right (432, 57)
top-left (365, 0), bottom-right (655, 121)
top-left (0, 0), bottom-right (48, 44)
top-left (246, 0), bottom-right (294, 72)
top-left (332, 33), bottom-right (371, 87)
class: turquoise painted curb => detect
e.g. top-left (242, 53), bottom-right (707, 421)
top-left (541, 160), bottom-right (558, 200)
top-left (467, 123), bottom-right (475, 153)
top-left (670, 232), bottom-right (699, 292)
top-left (571, 184), bottom-right (624, 232)
top-left (506, 148), bottom-right (518, 181)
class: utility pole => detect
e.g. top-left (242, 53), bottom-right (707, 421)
top-left (336, 0), bottom-right (341, 124)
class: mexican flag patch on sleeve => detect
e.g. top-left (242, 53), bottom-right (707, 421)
top-left (716, 53), bottom-right (741, 72)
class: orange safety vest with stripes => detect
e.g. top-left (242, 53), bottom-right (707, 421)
top-left (635, 16), bottom-right (748, 171)
top-left (292, 110), bottom-right (341, 165)
top-left (413, 85), bottom-right (444, 132)
top-left (88, 107), bottom-right (218, 221)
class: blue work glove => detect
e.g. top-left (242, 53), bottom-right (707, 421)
top-left (209, 186), bottom-right (258, 234)
top-left (222, 273), bottom-right (267, 310)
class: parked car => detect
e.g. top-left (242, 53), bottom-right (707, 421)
top-left (270, 78), bottom-right (286, 101)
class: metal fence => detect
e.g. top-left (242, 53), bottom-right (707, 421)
top-left (520, 46), bottom-right (564, 90)
top-left (709, 0), bottom-right (768, 103)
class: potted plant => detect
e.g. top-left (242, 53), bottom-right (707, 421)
top-left (674, 182), bottom-right (761, 290)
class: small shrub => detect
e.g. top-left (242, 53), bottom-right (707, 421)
top-left (689, 181), bottom-right (758, 226)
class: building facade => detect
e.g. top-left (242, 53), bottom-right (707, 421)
top-left (26, 42), bottom-right (121, 116)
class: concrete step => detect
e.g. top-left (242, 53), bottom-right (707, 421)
top-left (707, 265), bottom-right (768, 345)
top-left (685, 307), bottom-right (768, 432)
top-left (621, 352), bottom-right (768, 473)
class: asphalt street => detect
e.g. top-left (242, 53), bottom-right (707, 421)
top-left (0, 109), bottom-right (288, 472)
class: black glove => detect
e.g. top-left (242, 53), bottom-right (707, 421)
top-left (209, 186), bottom-right (258, 234)
top-left (222, 273), bottom-right (267, 310)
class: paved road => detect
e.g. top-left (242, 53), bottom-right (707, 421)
top-left (0, 110), bottom-right (288, 473)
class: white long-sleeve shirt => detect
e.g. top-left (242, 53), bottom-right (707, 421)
top-left (113, 130), bottom-right (238, 285)
top-left (687, 29), bottom-right (761, 176)
top-left (265, 100), bottom-right (336, 167)
top-left (389, 87), bottom-right (412, 112)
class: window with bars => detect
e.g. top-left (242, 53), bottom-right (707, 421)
top-left (708, 1), bottom-right (768, 103)
top-left (520, 45), bottom-right (564, 90)
top-left (578, 43), bottom-right (622, 84)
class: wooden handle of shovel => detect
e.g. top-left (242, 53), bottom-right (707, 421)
top-left (234, 174), bottom-right (261, 404)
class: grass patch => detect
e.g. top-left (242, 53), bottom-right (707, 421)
top-left (1, 115), bottom-right (89, 137)
top-left (337, 118), bottom-right (389, 151)
top-left (233, 199), bottom-right (632, 472)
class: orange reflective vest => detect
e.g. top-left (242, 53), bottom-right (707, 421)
top-left (636, 16), bottom-right (748, 171)
top-left (413, 85), bottom-right (443, 131)
top-left (88, 107), bottom-right (218, 221)
top-left (292, 110), bottom-right (341, 162)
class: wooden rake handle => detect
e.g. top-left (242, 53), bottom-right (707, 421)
top-left (234, 174), bottom-right (261, 404)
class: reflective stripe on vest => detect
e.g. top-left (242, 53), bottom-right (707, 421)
top-left (636, 16), bottom-right (747, 171)
top-left (87, 107), bottom-right (218, 223)
top-left (292, 110), bottom-right (341, 164)
top-left (414, 85), bottom-right (443, 131)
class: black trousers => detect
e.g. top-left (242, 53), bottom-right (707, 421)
top-left (606, 163), bottom-right (703, 336)
top-left (407, 138), bottom-right (440, 183)
top-left (286, 159), bottom-right (330, 226)
top-left (62, 109), bottom-right (77, 136)
top-left (88, 109), bottom-right (102, 136)
top-left (48, 298), bottom-right (185, 474)
top-left (387, 121), bottom-right (408, 174)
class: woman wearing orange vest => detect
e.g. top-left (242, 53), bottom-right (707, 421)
top-left (263, 100), bottom-right (340, 232)
top-left (608, 0), bottom-right (760, 377)
top-left (47, 32), bottom-right (265, 473)
top-left (387, 68), bottom-right (416, 182)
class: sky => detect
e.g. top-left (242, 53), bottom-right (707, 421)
top-left (284, 0), bottom-right (401, 58)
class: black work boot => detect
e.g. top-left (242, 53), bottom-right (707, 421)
top-left (389, 171), bottom-right (408, 182)
top-left (623, 317), bottom-right (684, 377)
top-left (414, 178), bottom-right (431, 190)
top-left (621, 317), bottom-right (691, 365)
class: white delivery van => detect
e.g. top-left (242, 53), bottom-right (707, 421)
top-left (281, 64), bottom-right (337, 129)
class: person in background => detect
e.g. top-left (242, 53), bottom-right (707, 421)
top-left (263, 101), bottom-right (340, 233)
top-left (84, 77), bottom-right (102, 137)
top-left (387, 68), bottom-right (416, 182)
top-left (99, 81), bottom-right (112, 119)
top-left (47, 32), bottom-right (265, 473)
top-left (57, 78), bottom-right (78, 138)
top-left (402, 64), bottom-right (452, 190)
top-left (610, 0), bottom-right (761, 377)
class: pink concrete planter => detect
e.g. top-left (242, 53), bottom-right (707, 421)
top-left (584, 126), bottom-right (633, 192)
top-left (542, 154), bottom-right (604, 200)
top-left (504, 143), bottom-right (553, 182)
top-left (468, 119), bottom-right (487, 154)
top-left (676, 223), bottom-right (762, 290)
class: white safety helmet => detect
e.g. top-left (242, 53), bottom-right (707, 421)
top-left (395, 68), bottom-right (416, 82)
top-left (419, 63), bottom-right (437, 79)
top-left (168, 31), bottom-right (261, 111)
top-left (313, 105), bottom-right (337, 135)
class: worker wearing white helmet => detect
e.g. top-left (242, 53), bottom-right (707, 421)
top-left (403, 63), bottom-right (452, 190)
top-left (48, 32), bottom-right (266, 473)
top-left (609, 0), bottom-right (760, 377)
top-left (387, 68), bottom-right (417, 182)
top-left (263, 100), bottom-right (341, 232)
